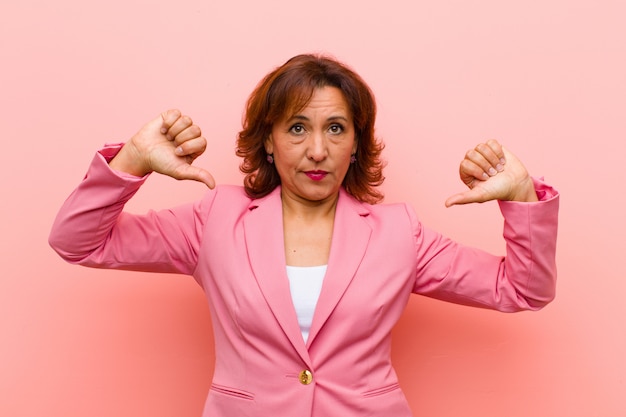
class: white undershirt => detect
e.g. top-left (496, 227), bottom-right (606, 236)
top-left (286, 265), bottom-right (327, 343)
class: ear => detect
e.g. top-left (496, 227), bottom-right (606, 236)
top-left (352, 137), bottom-right (358, 155)
top-left (265, 134), bottom-right (274, 154)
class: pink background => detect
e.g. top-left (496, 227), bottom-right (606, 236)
top-left (1, 0), bottom-right (625, 415)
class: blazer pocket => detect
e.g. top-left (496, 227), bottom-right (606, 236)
top-left (362, 382), bottom-right (401, 398)
top-left (210, 383), bottom-right (255, 401)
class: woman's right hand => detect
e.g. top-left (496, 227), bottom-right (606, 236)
top-left (109, 109), bottom-right (216, 188)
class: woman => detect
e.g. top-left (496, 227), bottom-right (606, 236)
top-left (49, 54), bottom-right (559, 417)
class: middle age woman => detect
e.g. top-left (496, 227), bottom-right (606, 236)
top-left (49, 53), bottom-right (559, 417)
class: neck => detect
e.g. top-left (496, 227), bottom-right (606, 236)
top-left (281, 190), bottom-right (338, 267)
top-left (280, 190), bottom-right (339, 221)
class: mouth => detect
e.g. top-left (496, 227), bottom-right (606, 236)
top-left (304, 170), bottom-right (328, 181)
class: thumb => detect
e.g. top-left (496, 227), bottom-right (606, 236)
top-left (174, 165), bottom-right (216, 189)
top-left (445, 188), bottom-right (488, 207)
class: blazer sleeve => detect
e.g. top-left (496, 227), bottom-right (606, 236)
top-left (48, 144), bottom-right (214, 276)
top-left (411, 178), bottom-right (559, 312)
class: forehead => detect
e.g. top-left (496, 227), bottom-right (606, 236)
top-left (283, 86), bottom-right (352, 120)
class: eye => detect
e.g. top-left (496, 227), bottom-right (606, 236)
top-left (289, 123), bottom-right (306, 135)
top-left (328, 124), bottom-right (344, 135)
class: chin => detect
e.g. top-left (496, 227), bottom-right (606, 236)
top-left (308, 191), bottom-right (341, 203)
top-left (294, 188), bottom-right (335, 202)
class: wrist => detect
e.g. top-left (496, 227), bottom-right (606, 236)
top-left (509, 177), bottom-right (539, 202)
top-left (108, 142), bottom-right (152, 177)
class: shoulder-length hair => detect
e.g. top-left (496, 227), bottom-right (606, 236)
top-left (236, 53), bottom-right (385, 204)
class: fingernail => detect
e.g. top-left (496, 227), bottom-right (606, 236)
top-left (496, 164), bottom-right (504, 172)
top-left (482, 172), bottom-right (489, 180)
top-left (160, 127), bottom-right (167, 134)
top-left (175, 147), bottom-right (183, 155)
top-left (488, 167), bottom-right (497, 176)
top-left (500, 158), bottom-right (506, 165)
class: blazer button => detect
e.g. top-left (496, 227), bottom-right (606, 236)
top-left (299, 369), bottom-right (313, 385)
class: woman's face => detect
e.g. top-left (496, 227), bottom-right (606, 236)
top-left (266, 86), bottom-right (357, 207)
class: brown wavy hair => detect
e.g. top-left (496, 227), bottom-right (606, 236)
top-left (236, 53), bottom-right (385, 204)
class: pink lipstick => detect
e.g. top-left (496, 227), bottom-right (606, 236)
top-left (305, 170), bottom-right (328, 181)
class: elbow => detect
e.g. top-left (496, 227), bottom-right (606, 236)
top-left (528, 290), bottom-right (557, 311)
top-left (528, 269), bottom-right (558, 311)
top-left (497, 279), bottom-right (557, 313)
top-left (48, 226), bottom-right (66, 259)
top-left (514, 262), bottom-right (558, 312)
top-left (517, 282), bottom-right (557, 312)
top-left (48, 232), bottom-right (74, 263)
top-left (48, 227), bottom-right (90, 264)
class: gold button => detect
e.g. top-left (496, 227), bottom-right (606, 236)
top-left (299, 369), bottom-right (313, 385)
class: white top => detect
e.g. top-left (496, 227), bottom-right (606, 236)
top-left (286, 265), bottom-right (327, 343)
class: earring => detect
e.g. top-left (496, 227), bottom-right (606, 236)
top-left (266, 154), bottom-right (274, 164)
top-left (350, 154), bottom-right (356, 164)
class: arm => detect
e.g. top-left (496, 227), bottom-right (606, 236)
top-left (412, 178), bottom-right (558, 311)
top-left (49, 144), bottom-right (218, 274)
top-left (412, 140), bottom-right (559, 311)
top-left (49, 110), bottom-right (216, 274)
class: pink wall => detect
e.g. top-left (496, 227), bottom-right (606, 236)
top-left (1, 0), bottom-right (625, 415)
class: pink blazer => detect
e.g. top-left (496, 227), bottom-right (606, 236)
top-left (49, 145), bottom-right (559, 417)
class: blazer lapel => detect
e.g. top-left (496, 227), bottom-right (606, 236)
top-left (243, 187), bottom-right (312, 365)
top-left (306, 189), bottom-right (372, 346)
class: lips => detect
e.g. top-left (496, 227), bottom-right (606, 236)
top-left (304, 170), bottom-right (328, 181)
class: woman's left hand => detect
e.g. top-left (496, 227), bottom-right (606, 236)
top-left (445, 139), bottom-right (538, 207)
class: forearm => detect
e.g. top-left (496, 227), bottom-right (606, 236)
top-left (496, 177), bottom-right (559, 309)
top-left (48, 144), bottom-right (147, 263)
top-left (414, 177), bottom-right (559, 311)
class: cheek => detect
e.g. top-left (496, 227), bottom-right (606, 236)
top-left (273, 156), bottom-right (298, 179)
top-left (336, 155), bottom-right (353, 177)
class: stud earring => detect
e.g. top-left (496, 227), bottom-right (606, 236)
top-left (266, 154), bottom-right (274, 164)
top-left (350, 154), bottom-right (356, 164)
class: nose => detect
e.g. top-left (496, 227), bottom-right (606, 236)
top-left (307, 131), bottom-right (328, 162)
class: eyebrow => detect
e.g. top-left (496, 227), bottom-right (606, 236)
top-left (289, 115), bottom-right (350, 123)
